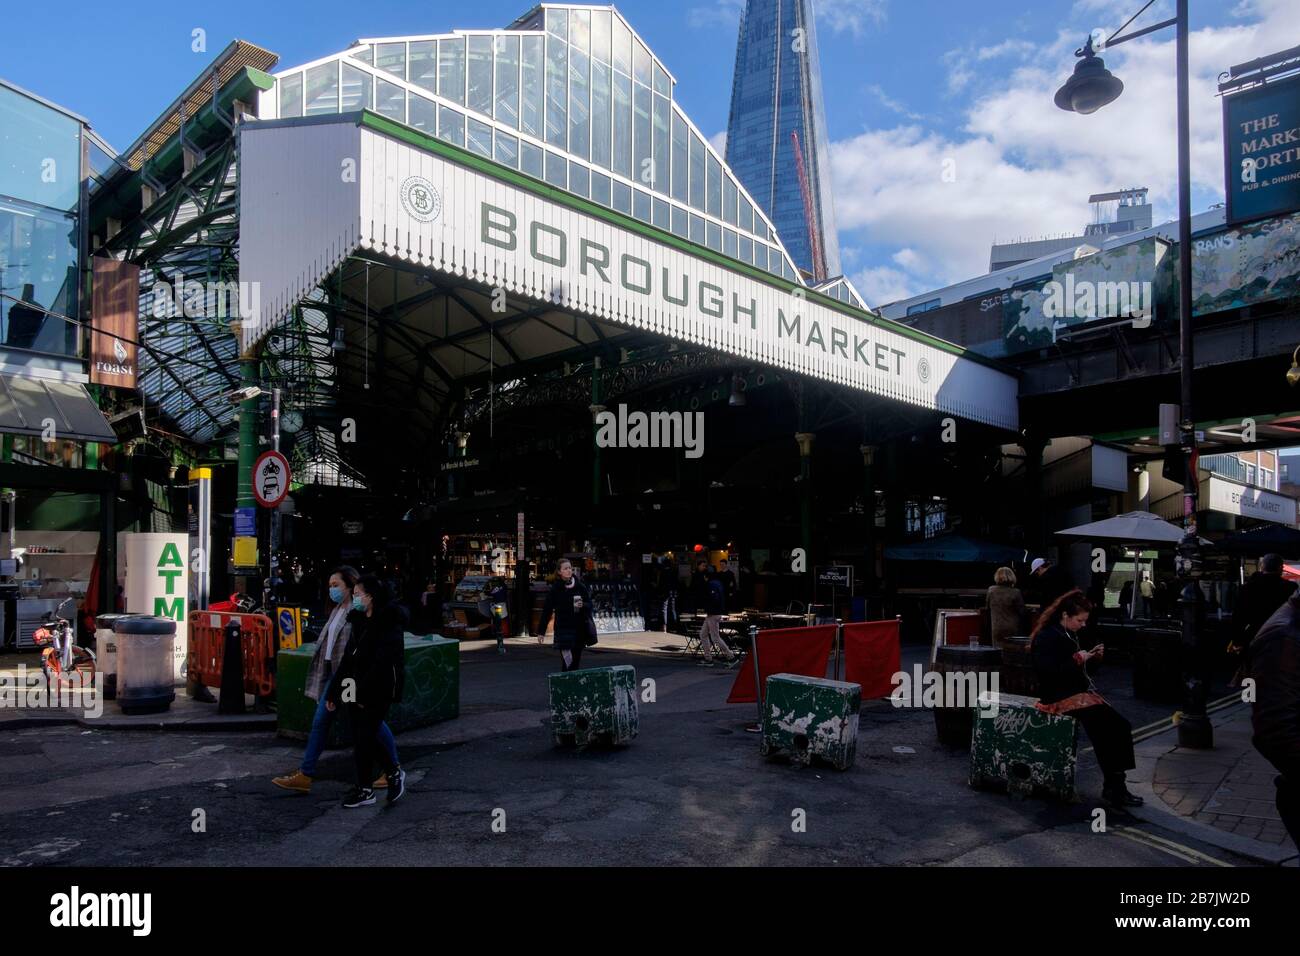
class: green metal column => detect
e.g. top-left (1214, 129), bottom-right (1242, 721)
top-left (590, 357), bottom-right (603, 509)
top-left (1020, 430), bottom-right (1047, 554)
top-left (796, 431), bottom-right (814, 562)
top-left (236, 354), bottom-right (259, 510)
top-left (860, 444), bottom-right (877, 598)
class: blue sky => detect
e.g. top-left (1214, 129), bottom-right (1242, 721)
top-left (4, 0), bottom-right (1293, 304)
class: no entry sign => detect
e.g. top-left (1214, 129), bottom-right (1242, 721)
top-left (253, 450), bottom-right (290, 508)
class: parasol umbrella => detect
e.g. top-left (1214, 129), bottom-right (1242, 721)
top-left (1055, 511), bottom-right (1209, 619)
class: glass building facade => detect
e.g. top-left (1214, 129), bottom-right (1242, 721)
top-left (724, 0), bottom-right (841, 281)
top-left (263, 4), bottom-right (801, 282)
top-left (0, 80), bottom-right (100, 367)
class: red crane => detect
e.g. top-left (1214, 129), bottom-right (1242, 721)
top-left (791, 129), bottom-right (827, 282)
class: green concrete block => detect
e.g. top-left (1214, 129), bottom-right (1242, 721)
top-left (760, 673), bottom-right (861, 771)
top-left (547, 665), bottom-right (638, 747)
top-left (969, 691), bottom-right (1077, 802)
top-left (277, 634), bottom-right (460, 745)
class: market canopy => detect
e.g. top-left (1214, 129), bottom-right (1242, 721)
top-left (1216, 522), bottom-right (1300, 557)
top-left (238, 111), bottom-right (1020, 434)
top-left (884, 533), bottom-right (1027, 563)
top-left (1055, 510), bottom-right (1210, 546)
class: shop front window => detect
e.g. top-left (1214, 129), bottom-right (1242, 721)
top-left (9, 488), bottom-right (99, 609)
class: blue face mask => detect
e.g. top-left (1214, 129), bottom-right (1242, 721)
top-left (329, 586), bottom-right (345, 604)
top-left (351, 595), bottom-right (366, 612)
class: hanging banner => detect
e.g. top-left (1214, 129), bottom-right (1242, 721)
top-left (90, 257), bottom-right (140, 388)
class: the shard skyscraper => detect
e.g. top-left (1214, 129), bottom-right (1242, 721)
top-left (724, 0), bottom-right (841, 281)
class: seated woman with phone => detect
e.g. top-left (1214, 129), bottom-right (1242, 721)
top-left (1030, 589), bottom-right (1143, 808)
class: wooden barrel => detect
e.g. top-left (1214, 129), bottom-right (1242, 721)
top-left (996, 636), bottom-right (1039, 698)
top-left (932, 645), bottom-right (1003, 748)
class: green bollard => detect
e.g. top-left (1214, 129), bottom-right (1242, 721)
top-left (547, 665), bottom-right (639, 748)
top-left (969, 691), bottom-right (1078, 803)
top-left (760, 673), bottom-right (861, 771)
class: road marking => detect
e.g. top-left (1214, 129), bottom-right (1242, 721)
top-left (1113, 825), bottom-right (1234, 867)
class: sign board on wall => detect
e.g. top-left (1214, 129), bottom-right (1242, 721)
top-left (90, 257), bottom-right (140, 388)
top-left (122, 533), bottom-right (189, 681)
top-left (1191, 211), bottom-right (1300, 316)
top-left (1224, 71), bottom-right (1300, 226)
top-left (1205, 475), bottom-right (1298, 527)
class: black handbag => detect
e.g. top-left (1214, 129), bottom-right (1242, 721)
top-left (584, 613), bottom-right (599, 647)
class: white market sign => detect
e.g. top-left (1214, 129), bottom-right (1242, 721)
top-left (240, 115), bottom-right (1018, 430)
top-left (1206, 475), bottom-right (1297, 527)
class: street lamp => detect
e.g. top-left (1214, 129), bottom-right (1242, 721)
top-left (1055, 0), bottom-right (1213, 748)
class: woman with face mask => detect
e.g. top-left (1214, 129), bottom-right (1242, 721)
top-left (272, 567), bottom-right (400, 795)
top-left (1031, 589), bottom-right (1143, 808)
top-left (327, 575), bottom-right (408, 808)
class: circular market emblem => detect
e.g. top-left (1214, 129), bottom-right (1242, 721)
top-left (400, 175), bottom-right (442, 223)
top-left (917, 357), bottom-right (931, 384)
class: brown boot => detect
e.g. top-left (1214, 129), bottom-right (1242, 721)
top-left (272, 770), bottom-right (313, 793)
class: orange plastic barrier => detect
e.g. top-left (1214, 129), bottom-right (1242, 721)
top-left (725, 624), bottom-right (837, 705)
top-left (842, 619), bottom-right (901, 698)
top-left (187, 610), bottom-right (276, 696)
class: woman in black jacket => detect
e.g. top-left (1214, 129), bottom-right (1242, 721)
top-left (536, 558), bottom-right (594, 672)
top-left (1031, 589), bottom-right (1143, 808)
top-left (327, 575), bottom-right (407, 808)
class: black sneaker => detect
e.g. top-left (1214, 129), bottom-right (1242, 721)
top-left (342, 787), bottom-right (376, 808)
top-left (386, 768), bottom-right (406, 806)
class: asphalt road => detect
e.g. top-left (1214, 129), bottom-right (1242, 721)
top-left (0, 639), bottom-right (1253, 867)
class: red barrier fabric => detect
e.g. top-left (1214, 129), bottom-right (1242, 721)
top-left (944, 613), bottom-right (981, 646)
top-left (726, 625), bottom-right (836, 704)
top-left (842, 620), bottom-right (901, 698)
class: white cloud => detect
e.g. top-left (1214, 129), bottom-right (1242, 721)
top-left (850, 265), bottom-right (923, 306)
top-left (866, 83), bottom-right (928, 121)
top-left (818, 0), bottom-right (888, 37)
top-left (709, 130), bottom-right (728, 157)
top-left (830, 0), bottom-right (1292, 308)
top-left (891, 248), bottom-right (925, 271)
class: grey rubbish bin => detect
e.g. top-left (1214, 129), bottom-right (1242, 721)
top-left (114, 616), bottom-right (177, 714)
top-left (94, 613), bottom-right (129, 700)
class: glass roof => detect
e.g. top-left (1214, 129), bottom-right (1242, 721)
top-left (265, 3), bottom-right (801, 282)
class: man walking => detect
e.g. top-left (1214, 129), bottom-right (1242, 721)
top-left (695, 561), bottom-right (737, 667)
top-left (1246, 588), bottom-right (1300, 848)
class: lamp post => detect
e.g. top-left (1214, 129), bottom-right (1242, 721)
top-left (1055, 0), bottom-right (1212, 747)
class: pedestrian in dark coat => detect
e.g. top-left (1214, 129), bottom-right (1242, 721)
top-left (1031, 589), bottom-right (1142, 808)
top-left (328, 575), bottom-right (407, 808)
top-left (1246, 591), bottom-right (1300, 847)
top-left (537, 558), bottom-right (594, 672)
top-left (1238, 555), bottom-right (1298, 646)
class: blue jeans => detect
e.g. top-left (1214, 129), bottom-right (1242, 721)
top-left (300, 693), bottom-right (398, 777)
